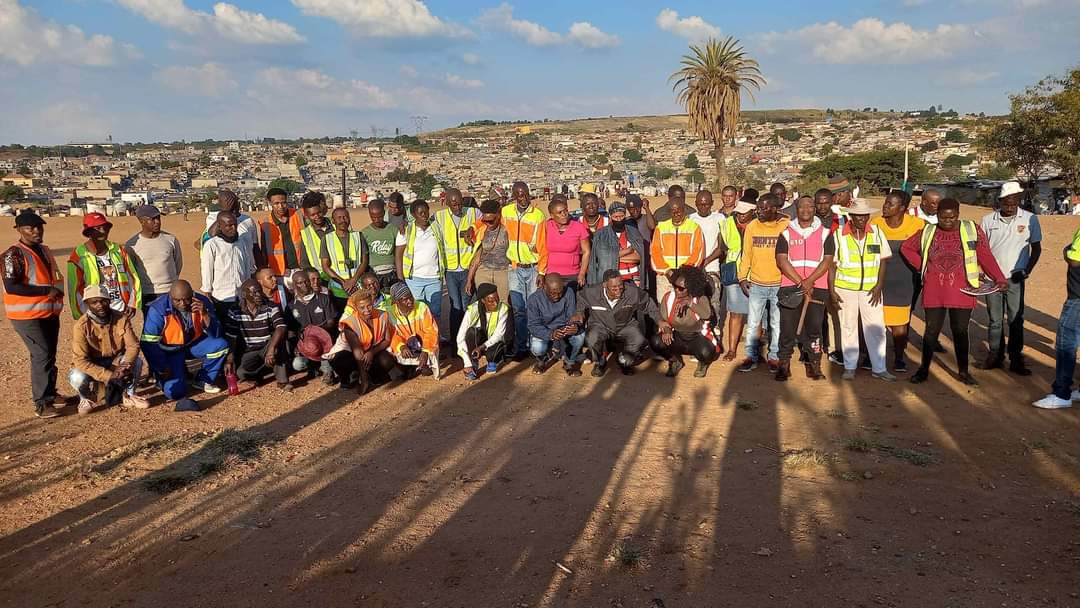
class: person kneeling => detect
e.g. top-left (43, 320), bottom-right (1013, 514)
top-left (328, 289), bottom-right (397, 394)
top-left (527, 273), bottom-right (585, 376)
top-left (573, 269), bottom-right (670, 377)
top-left (458, 283), bottom-right (513, 380)
top-left (71, 285), bottom-right (149, 413)
top-left (224, 279), bottom-right (291, 392)
top-left (388, 282), bottom-right (441, 379)
top-left (650, 266), bottom-right (717, 378)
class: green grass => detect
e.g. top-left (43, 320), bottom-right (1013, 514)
top-left (736, 399), bottom-right (758, 411)
top-left (142, 429), bottom-right (275, 494)
top-left (612, 544), bottom-right (643, 568)
top-left (842, 436), bottom-right (933, 466)
top-left (843, 437), bottom-right (874, 453)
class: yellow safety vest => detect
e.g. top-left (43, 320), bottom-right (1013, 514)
top-left (435, 208), bottom-right (480, 271)
top-left (324, 230), bottom-right (364, 297)
top-left (920, 221), bottom-right (980, 288)
top-left (300, 223), bottom-right (331, 278)
top-left (501, 204), bottom-right (546, 266)
top-left (401, 223), bottom-right (446, 279)
top-left (834, 226), bottom-right (884, 291)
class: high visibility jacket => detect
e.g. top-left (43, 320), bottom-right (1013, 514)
top-left (401, 223), bottom-right (445, 279)
top-left (833, 224), bottom-right (887, 291)
top-left (780, 223), bottom-right (831, 290)
top-left (141, 292), bottom-right (227, 374)
top-left (340, 309), bottom-right (389, 351)
top-left (300, 222), bottom-right (331, 277)
top-left (720, 216), bottom-right (745, 264)
top-left (323, 230), bottom-right (364, 297)
top-left (434, 208), bottom-right (481, 271)
top-left (3, 242), bottom-right (64, 320)
top-left (66, 241), bottom-right (141, 320)
top-left (389, 301), bottom-right (439, 355)
top-left (260, 209), bottom-right (305, 276)
top-left (650, 218), bottom-right (705, 271)
top-left (501, 203), bottom-right (546, 267)
top-left (920, 221), bottom-right (980, 288)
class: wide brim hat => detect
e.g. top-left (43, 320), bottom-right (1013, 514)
top-left (998, 181), bottom-right (1023, 199)
top-left (732, 201), bottom-right (757, 214)
top-left (846, 199), bottom-right (878, 215)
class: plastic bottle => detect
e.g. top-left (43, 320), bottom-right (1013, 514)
top-left (226, 371), bottom-right (239, 396)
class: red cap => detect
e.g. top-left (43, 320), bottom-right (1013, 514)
top-left (82, 212), bottom-right (112, 230)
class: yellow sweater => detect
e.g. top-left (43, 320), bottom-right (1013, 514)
top-left (737, 216), bottom-right (790, 286)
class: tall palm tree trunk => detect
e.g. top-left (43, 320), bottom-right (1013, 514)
top-left (713, 139), bottom-right (727, 187)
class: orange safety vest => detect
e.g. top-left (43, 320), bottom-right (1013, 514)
top-left (341, 310), bottom-right (389, 351)
top-left (260, 209), bottom-right (305, 276)
top-left (161, 309), bottom-right (205, 346)
top-left (3, 242), bottom-right (64, 320)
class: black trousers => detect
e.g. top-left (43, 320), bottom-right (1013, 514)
top-left (586, 323), bottom-right (647, 362)
top-left (212, 299), bottom-right (238, 327)
top-left (464, 326), bottom-right (510, 365)
top-left (236, 341), bottom-right (290, 384)
top-left (329, 350), bottom-right (397, 384)
top-left (779, 287), bottom-right (827, 361)
top-left (649, 330), bottom-right (717, 364)
top-left (12, 317), bottom-right (60, 407)
top-left (920, 307), bottom-right (972, 373)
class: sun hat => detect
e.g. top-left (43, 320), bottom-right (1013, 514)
top-left (81, 212), bottom-right (112, 237)
top-left (846, 199), bottom-right (878, 215)
top-left (998, 181), bottom-right (1023, 199)
top-left (82, 284), bottom-right (109, 301)
top-left (733, 200), bottom-right (757, 214)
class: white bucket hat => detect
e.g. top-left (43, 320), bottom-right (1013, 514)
top-left (846, 199), bottom-right (878, 215)
top-left (999, 181), bottom-right (1023, 199)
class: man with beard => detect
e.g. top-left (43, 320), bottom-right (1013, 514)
top-left (588, 203), bottom-right (644, 286)
top-left (69, 285), bottom-right (148, 414)
top-left (572, 270), bottom-right (670, 377)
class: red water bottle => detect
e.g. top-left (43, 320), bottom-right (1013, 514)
top-left (226, 371), bottom-right (239, 396)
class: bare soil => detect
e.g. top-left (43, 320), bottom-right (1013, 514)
top-left (0, 204), bottom-right (1078, 607)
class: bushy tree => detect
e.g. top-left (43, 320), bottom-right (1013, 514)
top-left (267, 178), bottom-right (305, 195)
top-left (683, 153), bottom-right (700, 169)
top-left (800, 149), bottom-right (930, 194)
top-left (623, 149), bottom-right (644, 162)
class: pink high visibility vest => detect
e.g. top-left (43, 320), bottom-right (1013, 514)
top-left (780, 225), bottom-right (830, 289)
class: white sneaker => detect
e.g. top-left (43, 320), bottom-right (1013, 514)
top-left (1032, 395), bottom-right (1072, 409)
top-left (1071, 390), bottom-right (1080, 402)
top-left (842, 369), bottom-right (856, 381)
top-left (873, 371), bottom-right (897, 382)
top-left (196, 382), bottom-right (222, 394)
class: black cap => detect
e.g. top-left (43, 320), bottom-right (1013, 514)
top-left (14, 211), bottom-right (46, 227)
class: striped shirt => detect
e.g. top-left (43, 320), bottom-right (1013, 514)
top-left (226, 304), bottom-right (285, 347)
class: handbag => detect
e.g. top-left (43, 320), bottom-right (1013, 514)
top-left (720, 261), bottom-right (739, 286)
top-left (777, 287), bottom-right (806, 309)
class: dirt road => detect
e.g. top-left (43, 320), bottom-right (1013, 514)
top-left (0, 204), bottom-right (1078, 607)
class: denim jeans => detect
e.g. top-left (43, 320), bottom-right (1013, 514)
top-left (985, 279), bottom-right (1025, 358)
top-left (406, 277), bottom-right (443, 330)
top-left (444, 270), bottom-right (469, 340)
top-left (530, 333), bottom-right (585, 364)
top-left (1051, 298), bottom-right (1080, 399)
top-left (745, 284), bottom-right (780, 361)
top-left (508, 266), bottom-right (539, 355)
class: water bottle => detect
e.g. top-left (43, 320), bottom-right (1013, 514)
top-left (226, 371), bottom-right (239, 396)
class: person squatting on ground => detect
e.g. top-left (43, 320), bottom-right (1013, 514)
top-left (70, 284), bottom-right (149, 414)
top-left (224, 279), bottom-right (292, 391)
top-left (650, 265), bottom-right (719, 378)
top-left (328, 288), bottom-right (397, 395)
top-left (527, 273), bottom-right (586, 376)
top-left (387, 281), bottom-right (441, 379)
top-left (457, 282), bottom-right (513, 380)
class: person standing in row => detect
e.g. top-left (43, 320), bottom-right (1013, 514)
top-left (542, 195), bottom-right (590, 290)
top-left (870, 191), bottom-right (925, 373)
top-left (299, 191), bottom-right (333, 283)
top-left (3, 211), bottom-right (66, 418)
top-left (1032, 225), bottom-right (1080, 409)
top-left (688, 189), bottom-right (725, 339)
top-left (909, 187), bottom-right (941, 225)
top-left (719, 200), bottom-right (755, 361)
top-left (979, 181), bottom-right (1041, 375)
top-left (385, 191), bottom-right (410, 230)
top-left (201, 189), bottom-right (257, 245)
top-left (67, 212), bottom-right (141, 321)
top-left (651, 200), bottom-right (705, 298)
top-left (466, 199), bottom-right (511, 300)
top-left (201, 211), bottom-right (257, 323)
top-left (651, 185), bottom-right (685, 224)
top-left (362, 199), bottom-right (399, 290)
top-left (901, 198), bottom-right (1006, 386)
top-left (624, 195), bottom-right (655, 296)
top-left (588, 203), bottom-right (644, 286)
top-left (580, 193), bottom-right (610, 236)
top-left (321, 207), bottom-right (366, 313)
top-left (504, 182), bottom-right (547, 358)
top-left (260, 187), bottom-right (305, 286)
top-left (434, 188), bottom-right (480, 341)
top-left (737, 194), bottom-right (788, 372)
top-left (775, 196), bottom-right (834, 381)
top-left (396, 200), bottom-right (444, 327)
top-left (126, 204), bottom-right (183, 316)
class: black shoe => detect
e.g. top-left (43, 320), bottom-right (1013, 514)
top-left (958, 371), bottom-right (979, 386)
top-left (828, 351), bottom-right (844, 366)
top-left (665, 358), bottom-right (685, 378)
top-left (1008, 360), bottom-right (1032, 376)
top-left (910, 369), bottom-right (929, 384)
top-left (737, 358), bottom-right (757, 373)
top-left (693, 362), bottom-right (709, 378)
top-left (976, 351), bottom-right (1004, 370)
top-left (34, 403), bottom-right (61, 419)
top-left (933, 343), bottom-right (946, 354)
top-left (894, 359), bottom-right (908, 373)
top-left (619, 364), bottom-right (636, 376)
top-left (512, 351), bottom-right (530, 363)
top-left (591, 363), bottom-right (606, 378)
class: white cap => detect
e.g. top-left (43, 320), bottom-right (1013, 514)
top-left (999, 181), bottom-right (1023, 199)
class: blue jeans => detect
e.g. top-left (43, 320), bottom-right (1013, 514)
top-left (444, 270), bottom-right (469, 340)
top-left (745, 284), bottom-right (780, 361)
top-left (1052, 298), bottom-right (1080, 399)
top-left (508, 266), bottom-right (539, 354)
top-left (406, 277), bottom-right (443, 329)
top-left (530, 333), bottom-right (585, 364)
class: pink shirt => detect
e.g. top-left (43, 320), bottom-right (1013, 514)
top-left (544, 219), bottom-right (590, 277)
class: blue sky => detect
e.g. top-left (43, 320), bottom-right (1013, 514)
top-left (1, 0), bottom-right (1078, 144)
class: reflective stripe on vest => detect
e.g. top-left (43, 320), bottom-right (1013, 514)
top-left (300, 224), bottom-right (329, 274)
top-left (68, 242), bottom-right (137, 317)
top-left (780, 225), bottom-right (830, 289)
top-left (501, 204), bottom-right (545, 265)
top-left (341, 310), bottom-right (389, 351)
top-left (655, 218), bottom-right (701, 269)
top-left (3, 243), bottom-right (63, 319)
top-left (141, 311), bottom-right (205, 350)
top-left (325, 231), bottom-right (364, 297)
top-left (402, 224), bottom-right (445, 279)
top-left (834, 227), bottom-right (883, 291)
top-left (919, 221), bottom-right (980, 288)
top-left (436, 208), bottom-right (479, 271)
top-left (721, 217), bottom-right (743, 264)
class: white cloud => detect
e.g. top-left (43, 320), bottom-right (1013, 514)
top-left (116, 0), bottom-right (304, 44)
top-left (0, 0), bottom-right (139, 67)
top-left (761, 18), bottom-right (973, 64)
top-left (253, 68), bottom-right (392, 109)
top-left (567, 22), bottom-right (620, 49)
top-left (655, 9), bottom-right (720, 41)
top-left (478, 4), bottom-right (619, 49)
top-left (933, 69), bottom-right (1000, 86)
top-left (291, 0), bottom-right (469, 39)
top-left (399, 64), bottom-right (419, 78)
top-left (461, 52), bottom-right (480, 65)
top-left (154, 62), bottom-right (238, 97)
top-left (445, 73), bottom-right (484, 88)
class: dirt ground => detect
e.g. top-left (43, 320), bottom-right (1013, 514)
top-left (0, 202), bottom-right (1078, 607)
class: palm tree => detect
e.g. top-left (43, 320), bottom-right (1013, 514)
top-left (670, 37), bottom-right (765, 187)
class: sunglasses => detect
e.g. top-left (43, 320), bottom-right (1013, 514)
top-left (674, 284), bottom-right (687, 292)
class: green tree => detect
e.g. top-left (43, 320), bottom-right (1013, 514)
top-left (608, 170), bottom-right (623, 181)
top-left (943, 154), bottom-right (975, 168)
top-left (15, 164), bottom-right (31, 176)
top-left (622, 148), bottom-right (644, 162)
top-left (687, 169), bottom-right (706, 184)
top-left (588, 153), bottom-right (610, 166)
top-left (800, 149), bottom-right (930, 194)
top-left (670, 36), bottom-right (765, 186)
top-left (944, 129), bottom-right (969, 143)
top-left (683, 153), bottom-right (700, 169)
top-left (775, 128), bottom-right (801, 142)
top-left (819, 142), bottom-right (834, 156)
top-left (976, 164), bottom-right (1015, 180)
top-left (267, 178), bottom-right (305, 195)
top-left (919, 140), bottom-right (939, 153)
top-left (0, 184), bottom-right (24, 201)
top-left (294, 155), bottom-right (308, 168)
top-left (645, 165), bottom-right (676, 180)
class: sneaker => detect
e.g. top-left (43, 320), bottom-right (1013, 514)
top-left (35, 403), bottom-right (61, 419)
top-left (841, 369), bottom-right (856, 381)
top-left (693, 362), bottom-right (709, 378)
top-left (196, 382), bottom-right (222, 395)
top-left (1033, 394), bottom-right (1072, 409)
top-left (123, 393), bottom-right (151, 409)
top-left (278, 382), bottom-right (294, 392)
top-left (859, 358), bottom-right (873, 371)
top-left (591, 363), bottom-right (607, 378)
top-left (1071, 390), bottom-right (1080, 402)
top-left (872, 371), bottom-right (897, 382)
top-left (894, 359), bottom-right (908, 373)
top-left (828, 351), bottom-right (844, 366)
top-left (464, 368), bottom-right (478, 381)
top-left (737, 358), bottom-right (757, 373)
top-left (485, 361), bottom-right (499, 374)
top-left (665, 358), bottom-right (685, 378)
top-left (77, 398), bottom-right (98, 415)
top-left (767, 359), bottom-right (780, 373)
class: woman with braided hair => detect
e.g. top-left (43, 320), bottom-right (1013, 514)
top-left (649, 265), bottom-right (719, 378)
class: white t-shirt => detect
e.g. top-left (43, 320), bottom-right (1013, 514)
top-left (689, 211), bottom-right (725, 272)
top-left (206, 211), bottom-right (257, 236)
top-left (395, 224), bottom-right (441, 279)
top-left (980, 209), bottom-right (1042, 275)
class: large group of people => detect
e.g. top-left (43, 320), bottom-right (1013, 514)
top-left (4, 175), bottom-right (1078, 419)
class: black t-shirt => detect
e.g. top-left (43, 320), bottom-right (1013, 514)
top-left (1069, 265), bottom-right (1080, 301)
